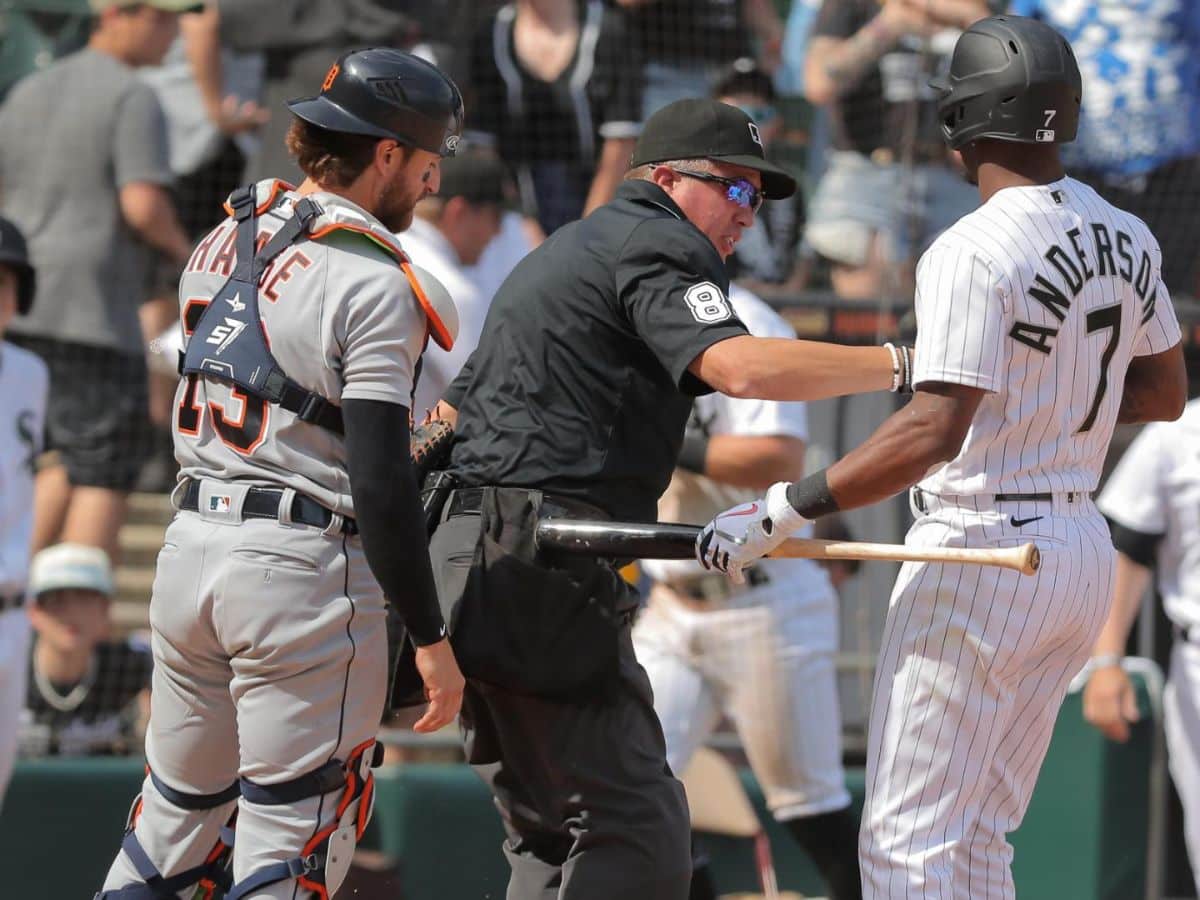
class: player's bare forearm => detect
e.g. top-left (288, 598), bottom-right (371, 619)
top-left (704, 434), bottom-right (805, 489)
top-left (691, 335), bottom-right (894, 401)
top-left (584, 138), bottom-right (636, 216)
top-left (1117, 342), bottom-right (1187, 424)
top-left (1091, 552), bottom-right (1152, 656)
top-left (824, 383), bottom-right (984, 510)
top-left (119, 182), bottom-right (192, 265)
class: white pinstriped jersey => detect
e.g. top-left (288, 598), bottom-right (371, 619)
top-left (0, 341), bottom-right (46, 595)
top-left (1098, 398), bottom-right (1200, 629)
top-left (912, 176), bottom-right (1181, 497)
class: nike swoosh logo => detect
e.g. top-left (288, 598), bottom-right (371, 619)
top-left (1010, 515), bottom-right (1043, 528)
top-left (724, 502), bottom-right (760, 518)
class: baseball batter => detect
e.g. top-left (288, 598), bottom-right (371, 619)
top-left (635, 283), bottom-right (861, 900)
top-left (695, 16), bottom-right (1187, 898)
top-left (0, 216), bottom-right (46, 807)
top-left (97, 50), bottom-right (466, 900)
top-left (1083, 397), bottom-right (1200, 892)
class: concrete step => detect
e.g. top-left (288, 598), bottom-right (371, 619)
top-left (112, 599), bottom-right (150, 633)
top-left (115, 566), bottom-right (155, 606)
top-left (118, 523), bottom-right (167, 569)
top-left (126, 491), bottom-right (174, 527)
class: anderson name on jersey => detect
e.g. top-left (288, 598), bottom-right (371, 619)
top-left (912, 176), bottom-right (1181, 497)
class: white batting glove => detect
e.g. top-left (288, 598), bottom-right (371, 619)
top-left (695, 482), bottom-right (810, 584)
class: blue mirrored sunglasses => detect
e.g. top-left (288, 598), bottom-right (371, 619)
top-left (671, 168), bottom-right (764, 212)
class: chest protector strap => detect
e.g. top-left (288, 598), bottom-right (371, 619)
top-left (180, 185), bottom-right (344, 435)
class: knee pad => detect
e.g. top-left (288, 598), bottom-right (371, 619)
top-left (226, 739), bottom-right (382, 900)
top-left (95, 770), bottom-right (239, 900)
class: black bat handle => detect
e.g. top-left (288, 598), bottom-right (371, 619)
top-left (535, 519), bottom-right (701, 559)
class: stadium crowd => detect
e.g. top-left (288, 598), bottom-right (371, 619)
top-left (0, 0), bottom-right (1197, 895)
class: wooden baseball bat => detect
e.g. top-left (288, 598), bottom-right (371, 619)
top-left (535, 519), bottom-right (1041, 576)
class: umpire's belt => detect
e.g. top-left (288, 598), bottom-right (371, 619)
top-left (444, 487), bottom-right (609, 522)
top-left (179, 478), bottom-right (358, 535)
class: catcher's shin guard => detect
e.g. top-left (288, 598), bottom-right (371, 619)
top-left (225, 739), bottom-right (382, 900)
top-left (95, 771), bottom-right (239, 899)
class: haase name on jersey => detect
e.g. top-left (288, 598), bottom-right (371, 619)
top-left (1010, 223), bottom-right (1159, 355)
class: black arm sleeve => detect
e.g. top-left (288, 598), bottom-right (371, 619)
top-left (343, 397), bottom-right (446, 646)
top-left (1107, 519), bottom-right (1163, 569)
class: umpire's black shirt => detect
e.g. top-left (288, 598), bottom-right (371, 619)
top-left (443, 179), bottom-right (749, 522)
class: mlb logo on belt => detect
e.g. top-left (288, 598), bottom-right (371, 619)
top-left (209, 495), bottom-right (232, 513)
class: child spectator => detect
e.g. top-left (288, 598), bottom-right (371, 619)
top-left (19, 544), bottom-right (152, 758)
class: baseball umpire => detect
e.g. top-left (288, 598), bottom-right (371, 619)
top-left (427, 97), bottom-right (911, 900)
top-left (96, 49), bottom-right (466, 900)
top-left (695, 16), bottom-right (1187, 899)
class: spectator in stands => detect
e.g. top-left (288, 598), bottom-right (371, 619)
top-left (0, 0), bottom-right (197, 561)
top-left (404, 153), bottom-right (510, 418)
top-left (467, 0), bottom-right (643, 234)
top-left (801, 0), bottom-right (989, 300)
top-left (138, 14), bottom-right (266, 489)
top-left (19, 544), bottom-right (152, 758)
top-left (617, 0), bottom-right (785, 117)
top-left (714, 58), bottom-right (809, 298)
top-left (0, 217), bottom-right (48, 807)
top-left (189, 0), bottom-right (418, 186)
top-left (1008, 0), bottom-right (1200, 299)
top-left (464, 208), bottom-right (540, 304)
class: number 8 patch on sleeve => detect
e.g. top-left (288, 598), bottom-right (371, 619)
top-left (684, 282), bottom-right (732, 323)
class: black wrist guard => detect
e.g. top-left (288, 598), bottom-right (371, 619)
top-left (785, 470), bottom-right (841, 519)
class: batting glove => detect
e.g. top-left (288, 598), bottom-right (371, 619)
top-left (695, 482), bottom-right (810, 584)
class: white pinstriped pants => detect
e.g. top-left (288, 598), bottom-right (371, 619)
top-left (633, 563), bottom-right (851, 820)
top-left (860, 492), bottom-right (1114, 899)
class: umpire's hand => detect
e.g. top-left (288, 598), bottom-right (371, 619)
top-left (412, 638), bottom-right (465, 733)
top-left (1082, 664), bottom-right (1140, 743)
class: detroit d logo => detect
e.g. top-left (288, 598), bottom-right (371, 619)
top-left (748, 122), bottom-right (762, 148)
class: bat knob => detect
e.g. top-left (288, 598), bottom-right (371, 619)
top-left (1024, 544), bottom-right (1041, 575)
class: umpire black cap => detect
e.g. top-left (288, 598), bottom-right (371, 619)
top-left (630, 98), bottom-right (796, 199)
top-left (288, 48), bottom-right (465, 157)
top-left (0, 216), bottom-right (35, 315)
top-left (931, 15), bottom-right (1082, 150)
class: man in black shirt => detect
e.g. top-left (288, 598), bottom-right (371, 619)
top-left (430, 97), bottom-right (907, 900)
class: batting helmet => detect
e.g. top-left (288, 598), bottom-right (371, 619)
top-left (0, 216), bottom-right (35, 315)
top-left (931, 15), bottom-right (1082, 150)
top-left (288, 48), bottom-right (464, 158)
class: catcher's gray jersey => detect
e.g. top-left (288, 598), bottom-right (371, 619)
top-left (174, 179), bottom-right (444, 517)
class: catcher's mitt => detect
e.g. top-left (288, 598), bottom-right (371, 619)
top-left (410, 418), bottom-right (454, 484)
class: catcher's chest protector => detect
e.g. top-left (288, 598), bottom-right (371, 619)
top-left (179, 185), bottom-right (345, 435)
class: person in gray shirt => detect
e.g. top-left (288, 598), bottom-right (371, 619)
top-left (0, 0), bottom-right (197, 561)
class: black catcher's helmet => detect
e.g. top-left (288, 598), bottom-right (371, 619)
top-left (0, 216), bottom-right (35, 315)
top-left (931, 15), bottom-right (1082, 150)
top-left (288, 48), bottom-right (464, 157)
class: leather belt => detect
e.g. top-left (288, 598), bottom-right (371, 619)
top-left (180, 479), bottom-right (358, 535)
top-left (0, 592), bottom-right (25, 613)
top-left (912, 487), bottom-right (1089, 515)
top-left (445, 487), bottom-right (609, 521)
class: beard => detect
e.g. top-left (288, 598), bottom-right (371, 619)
top-left (376, 176), bottom-right (425, 232)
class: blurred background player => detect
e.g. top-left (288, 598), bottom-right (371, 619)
top-left (19, 544), bottom-right (151, 758)
top-left (1083, 396), bottom-right (1200, 894)
top-left (0, 215), bottom-right (47, 808)
top-left (634, 283), bottom-right (861, 900)
top-left (404, 152), bottom-right (511, 419)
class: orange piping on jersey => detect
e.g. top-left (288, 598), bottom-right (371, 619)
top-left (400, 260), bottom-right (454, 351)
top-left (307, 221), bottom-right (455, 350)
top-left (221, 179), bottom-right (296, 217)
